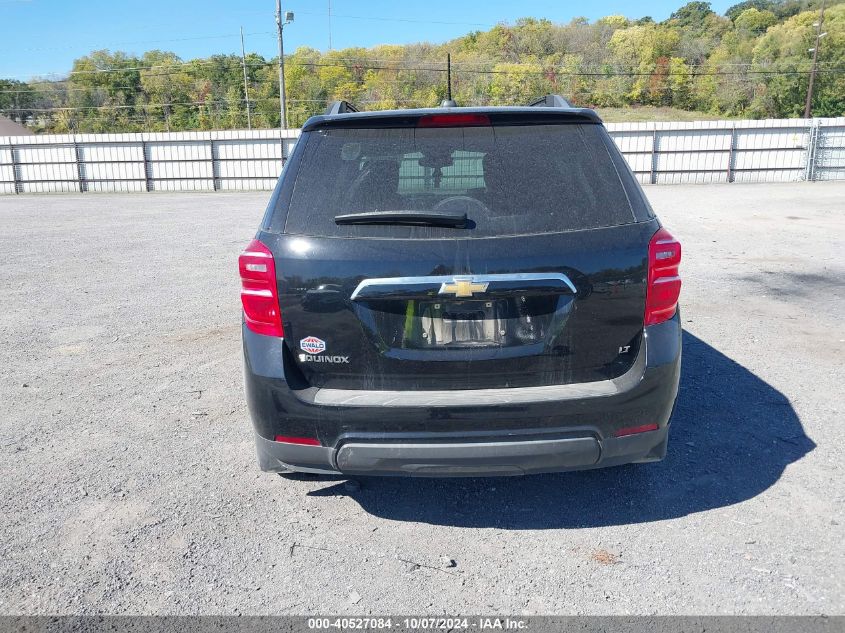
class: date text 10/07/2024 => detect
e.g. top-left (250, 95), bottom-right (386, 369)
top-left (307, 618), bottom-right (529, 630)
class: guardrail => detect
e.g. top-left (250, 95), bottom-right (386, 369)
top-left (1, 118), bottom-right (843, 194)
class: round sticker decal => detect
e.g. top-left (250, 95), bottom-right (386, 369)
top-left (300, 336), bottom-right (326, 355)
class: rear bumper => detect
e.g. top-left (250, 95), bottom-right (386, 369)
top-left (254, 425), bottom-right (668, 476)
top-left (244, 314), bottom-right (681, 477)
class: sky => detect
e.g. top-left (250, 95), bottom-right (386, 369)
top-left (0, 0), bottom-right (735, 79)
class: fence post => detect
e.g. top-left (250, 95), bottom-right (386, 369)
top-left (649, 129), bottom-right (658, 185)
top-left (804, 119), bottom-right (821, 182)
top-left (210, 139), bottom-right (220, 191)
top-left (9, 142), bottom-right (21, 194)
top-left (141, 141), bottom-right (152, 192)
top-left (73, 139), bottom-right (85, 193)
top-left (727, 126), bottom-right (737, 183)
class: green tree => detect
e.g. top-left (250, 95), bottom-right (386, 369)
top-left (0, 79), bottom-right (38, 126)
top-left (6, 0), bottom-right (845, 132)
top-left (488, 61), bottom-right (548, 104)
top-left (139, 51), bottom-right (193, 131)
top-left (734, 8), bottom-right (778, 34)
top-left (752, 3), bottom-right (845, 116)
top-left (668, 2), bottom-right (717, 28)
top-left (66, 50), bottom-right (142, 132)
top-left (726, 0), bottom-right (776, 21)
top-left (608, 23), bottom-right (681, 103)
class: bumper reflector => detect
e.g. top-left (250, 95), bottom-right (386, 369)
top-left (614, 423), bottom-right (659, 438)
top-left (273, 435), bottom-right (321, 446)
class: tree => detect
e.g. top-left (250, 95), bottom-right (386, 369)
top-left (488, 61), bottom-right (548, 104)
top-left (139, 51), bottom-right (193, 131)
top-left (66, 50), bottom-right (143, 132)
top-left (668, 2), bottom-right (717, 28)
top-left (4, 0), bottom-right (845, 132)
top-left (734, 8), bottom-right (778, 34)
top-left (284, 47), bottom-right (326, 127)
top-left (694, 28), bottom-right (758, 114)
top-left (0, 79), bottom-right (38, 125)
top-left (726, 1), bottom-right (776, 21)
top-left (598, 15), bottom-right (630, 30)
top-left (752, 3), bottom-right (845, 116)
top-left (608, 23), bottom-right (681, 103)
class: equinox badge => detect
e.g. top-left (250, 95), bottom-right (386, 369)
top-left (439, 277), bottom-right (490, 298)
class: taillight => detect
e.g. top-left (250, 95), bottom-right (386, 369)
top-left (239, 239), bottom-right (283, 337)
top-left (417, 113), bottom-right (491, 128)
top-left (645, 227), bottom-right (682, 326)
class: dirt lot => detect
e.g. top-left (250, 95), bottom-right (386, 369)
top-left (0, 183), bottom-right (842, 615)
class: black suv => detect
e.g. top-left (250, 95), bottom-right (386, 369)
top-left (240, 96), bottom-right (682, 477)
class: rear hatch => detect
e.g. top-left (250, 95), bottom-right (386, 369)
top-left (263, 113), bottom-right (656, 391)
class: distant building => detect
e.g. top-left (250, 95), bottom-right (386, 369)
top-left (0, 115), bottom-right (33, 136)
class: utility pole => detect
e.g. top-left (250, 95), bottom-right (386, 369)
top-left (240, 27), bottom-right (252, 130)
top-left (328, 0), bottom-right (333, 50)
top-left (275, 1), bottom-right (293, 129)
top-left (804, 0), bottom-right (827, 118)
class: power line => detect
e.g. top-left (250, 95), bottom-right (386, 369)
top-left (291, 9), bottom-right (495, 28)
top-left (1, 98), bottom-right (276, 113)
top-left (0, 31), bottom-right (278, 55)
top-left (4, 54), bottom-right (271, 80)
top-left (41, 59), bottom-right (845, 78)
top-left (0, 96), bottom-right (423, 113)
top-left (2, 63), bottom-right (844, 100)
top-left (4, 63), bottom-right (845, 113)
top-left (8, 52), bottom-right (845, 82)
top-left (226, 6), bottom-right (496, 28)
top-left (4, 56), bottom-right (845, 107)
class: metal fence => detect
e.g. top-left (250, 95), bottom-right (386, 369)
top-left (0, 129), bottom-right (299, 194)
top-left (1, 118), bottom-right (844, 194)
top-left (608, 117), bottom-right (845, 184)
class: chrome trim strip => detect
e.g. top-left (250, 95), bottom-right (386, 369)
top-left (313, 381), bottom-right (617, 407)
top-left (350, 272), bottom-right (576, 300)
top-left (305, 339), bottom-right (646, 408)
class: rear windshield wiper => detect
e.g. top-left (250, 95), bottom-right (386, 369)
top-left (334, 210), bottom-right (468, 228)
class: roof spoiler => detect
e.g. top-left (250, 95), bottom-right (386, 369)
top-left (527, 94), bottom-right (573, 108)
top-left (324, 100), bottom-right (359, 115)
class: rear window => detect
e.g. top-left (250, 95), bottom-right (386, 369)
top-left (281, 123), bottom-right (634, 239)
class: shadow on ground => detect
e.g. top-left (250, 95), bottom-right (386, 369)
top-left (303, 331), bottom-right (814, 528)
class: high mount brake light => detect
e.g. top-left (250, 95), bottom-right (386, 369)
top-left (645, 227), bottom-right (682, 326)
top-left (417, 113), bottom-right (491, 128)
top-left (239, 239), bottom-right (284, 337)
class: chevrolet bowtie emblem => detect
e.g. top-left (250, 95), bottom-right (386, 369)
top-left (439, 277), bottom-right (489, 298)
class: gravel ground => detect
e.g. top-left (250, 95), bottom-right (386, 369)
top-left (0, 183), bottom-right (842, 615)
